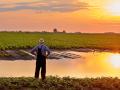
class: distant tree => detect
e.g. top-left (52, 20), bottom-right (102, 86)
top-left (53, 28), bottom-right (58, 33)
top-left (75, 32), bottom-right (82, 34)
top-left (41, 31), bottom-right (48, 33)
top-left (104, 32), bottom-right (115, 34)
top-left (18, 30), bottom-right (22, 32)
top-left (62, 30), bottom-right (66, 33)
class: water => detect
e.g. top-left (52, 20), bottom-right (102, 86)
top-left (0, 51), bottom-right (120, 78)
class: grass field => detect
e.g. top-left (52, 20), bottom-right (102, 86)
top-left (0, 32), bottom-right (120, 50)
top-left (0, 76), bottom-right (120, 90)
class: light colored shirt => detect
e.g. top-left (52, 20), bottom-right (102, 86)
top-left (31, 44), bottom-right (50, 56)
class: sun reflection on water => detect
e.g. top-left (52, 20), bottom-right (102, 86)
top-left (0, 52), bottom-right (120, 78)
top-left (108, 54), bottom-right (120, 68)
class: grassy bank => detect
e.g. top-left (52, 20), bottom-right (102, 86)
top-left (0, 76), bottom-right (120, 90)
top-left (0, 32), bottom-right (120, 50)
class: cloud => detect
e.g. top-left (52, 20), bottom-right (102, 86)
top-left (0, 0), bottom-right (89, 12)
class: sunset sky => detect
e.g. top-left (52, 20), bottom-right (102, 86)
top-left (0, 0), bottom-right (120, 33)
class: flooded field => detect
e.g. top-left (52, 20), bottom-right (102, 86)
top-left (0, 51), bottom-right (120, 78)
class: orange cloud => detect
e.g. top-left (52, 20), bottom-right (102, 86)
top-left (0, 0), bottom-right (89, 12)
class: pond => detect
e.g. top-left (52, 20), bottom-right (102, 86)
top-left (0, 51), bottom-right (120, 78)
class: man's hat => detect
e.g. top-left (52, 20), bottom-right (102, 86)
top-left (39, 38), bottom-right (45, 44)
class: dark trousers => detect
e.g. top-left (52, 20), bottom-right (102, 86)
top-left (35, 56), bottom-right (46, 80)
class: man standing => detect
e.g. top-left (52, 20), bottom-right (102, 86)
top-left (30, 38), bottom-right (50, 80)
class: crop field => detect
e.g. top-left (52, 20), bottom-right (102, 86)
top-left (0, 76), bottom-right (120, 90)
top-left (0, 32), bottom-right (120, 50)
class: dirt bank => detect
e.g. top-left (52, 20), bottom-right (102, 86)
top-left (0, 48), bottom-right (119, 60)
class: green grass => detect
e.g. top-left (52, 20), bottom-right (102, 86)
top-left (0, 32), bottom-right (120, 50)
top-left (0, 76), bottom-right (120, 90)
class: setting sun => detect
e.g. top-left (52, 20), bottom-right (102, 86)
top-left (105, 1), bottom-right (120, 16)
top-left (109, 54), bottom-right (120, 68)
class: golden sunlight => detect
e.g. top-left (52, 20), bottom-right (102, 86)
top-left (104, 0), bottom-right (120, 16)
top-left (109, 54), bottom-right (120, 68)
